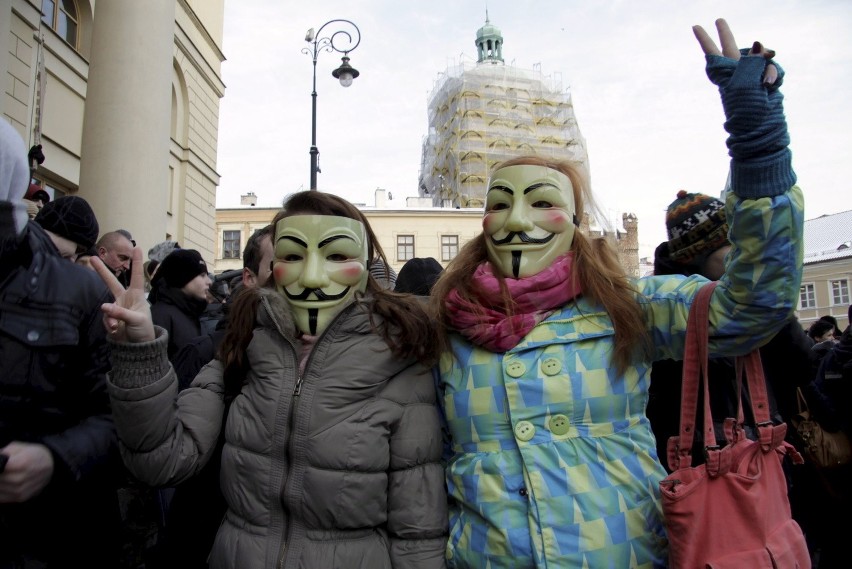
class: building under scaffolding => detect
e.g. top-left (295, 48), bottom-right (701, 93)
top-left (418, 16), bottom-right (589, 209)
top-left (417, 14), bottom-right (639, 276)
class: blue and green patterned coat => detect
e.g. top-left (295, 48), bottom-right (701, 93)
top-left (438, 51), bottom-right (804, 569)
top-left (439, 186), bottom-right (803, 568)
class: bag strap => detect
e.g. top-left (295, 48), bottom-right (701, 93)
top-left (736, 349), bottom-right (785, 453)
top-left (672, 281), bottom-right (718, 470)
top-left (795, 386), bottom-right (809, 415)
top-left (670, 281), bottom-right (792, 472)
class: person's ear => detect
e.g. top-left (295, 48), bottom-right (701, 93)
top-left (242, 267), bottom-right (256, 288)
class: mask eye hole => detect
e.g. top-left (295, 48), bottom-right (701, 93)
top-left (326, 253), bottom-right (349, 262)
top-left (531, 200), bottom-right (553, 208)
top-left (486, 202), bottom-right (509, 212)
top-left (282, 254), bottom-right (303, 262)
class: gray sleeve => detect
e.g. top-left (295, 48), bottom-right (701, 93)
top-left (107, 328), bottom-right (226, 487)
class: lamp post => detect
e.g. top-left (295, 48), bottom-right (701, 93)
top-left (303, 19), bottom-right (361, 191)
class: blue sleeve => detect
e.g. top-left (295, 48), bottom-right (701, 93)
top-left (638, 51), bottom-right (803, 360)
top-left (705, 51), bottom-right (795, 198)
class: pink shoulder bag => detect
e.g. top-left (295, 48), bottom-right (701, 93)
top-left (659, 281), bottom-right (810, 568)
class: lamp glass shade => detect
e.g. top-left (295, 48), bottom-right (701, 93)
top-left (338, 72), bottom-right (354, 87)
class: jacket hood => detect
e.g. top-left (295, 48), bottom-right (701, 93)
top-left (254, 287), bottom-right (379, 341)
top-left (256, 287), bottom-right (299, 339)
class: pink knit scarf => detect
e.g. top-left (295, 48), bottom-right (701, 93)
top-left (445, 252), bottom-right (582, 352)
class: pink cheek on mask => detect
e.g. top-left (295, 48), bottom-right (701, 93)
top-left (341, 265), bottom-right (364, 280)
top-left (482, 215), bottom-right (497, 233)
top-left (549, 212), bottom-right (570, 224)
top-left (272, 264), bottom-right (287, 284)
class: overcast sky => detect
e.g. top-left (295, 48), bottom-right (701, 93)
top-left (217, 0), bottom-right (852, 259)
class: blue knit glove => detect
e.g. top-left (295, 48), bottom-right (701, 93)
top-left (705, 49), bottom-right (796, 198)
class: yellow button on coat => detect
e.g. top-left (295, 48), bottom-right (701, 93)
top-left (548, 414), bottom-right (570, 436)
top-left (514, 421), bottom-right (535, 441)
top-left (506, 360), bottom-right (526, 378)
top-left (541, 358), bottom-right (562, 375)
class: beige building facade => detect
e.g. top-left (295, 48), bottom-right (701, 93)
top-left (214, 190), bottom-right (641, 278)
top-left (214, 193), bottom-right (485, 277)
top-left (2, 0), bottom-right (225, 262)
top-left (797, 210), bottom-right (852, 331)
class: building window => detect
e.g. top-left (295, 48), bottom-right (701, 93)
top-left (397, 235), bottom-right (414, 261)
top-left (442, 235), bottom-right (459, 262)
top-left (42, 0), bottom-right (78, 48)
top-left (799, 283), bottom-right (816, 310)
top-left (223, 230), bottom-right (241, 259)
top-left (831, 279), bottom-right (850, 306)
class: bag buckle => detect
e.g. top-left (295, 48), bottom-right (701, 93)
top-left (703, 444), bottom-right (721, 460)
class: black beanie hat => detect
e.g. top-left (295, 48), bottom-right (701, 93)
top-left (34, 195), bottom-right (99, 249)
top-left (153, 249), bottom-right (208, 289)
top-left (394, 257), bottom-right (444, 296)
top-left (665, 190), bottom-right (729, 264)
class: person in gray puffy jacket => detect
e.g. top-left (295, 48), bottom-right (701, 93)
top-left (93, 190), bottom-right (448, 569)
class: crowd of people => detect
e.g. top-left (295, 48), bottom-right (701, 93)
top-left (2, 17), bottom-right (850, 569)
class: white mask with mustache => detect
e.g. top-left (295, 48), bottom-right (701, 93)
top-left (272, 215), bottom-right (369, 335)
top-left (483, 164), bottom-right (578, 278)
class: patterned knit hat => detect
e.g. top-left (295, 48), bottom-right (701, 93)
top-left (34, 195), bottom-right (100, 249)
top-left (665, 190), bottom-right (729, 264)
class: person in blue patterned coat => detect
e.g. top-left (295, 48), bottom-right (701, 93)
top-left (430, 19), bottom-right (804, 568)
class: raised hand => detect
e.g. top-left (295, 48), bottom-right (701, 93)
top-left (91, 246), bottom-right (155, 343)
top-left (691, 18), bottom-right (794, 198)
top-left (693, 18), bottom-right (778, 86)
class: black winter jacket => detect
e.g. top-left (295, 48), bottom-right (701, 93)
top-left (149, 283), bottom-right (208, 359)
top-left (0, 221), bottom-right (121, 567)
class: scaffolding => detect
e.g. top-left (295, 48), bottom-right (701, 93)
top-left (418, 59), bottom-right (589, 209)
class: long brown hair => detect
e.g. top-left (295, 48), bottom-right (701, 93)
top-left (218, 191), bottom-right (437, 398)
top-left (430, 156), bottom-right (650, 374)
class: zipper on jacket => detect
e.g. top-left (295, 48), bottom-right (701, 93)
top-left (291, 301), bottom-right (360, 396)
top-left (293, 370), bottom-right (304, 396)
top-left (262, 295), bottom-right (365, 568)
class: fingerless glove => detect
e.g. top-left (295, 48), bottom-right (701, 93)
top-left (705, 50), bottom-right (796, 198)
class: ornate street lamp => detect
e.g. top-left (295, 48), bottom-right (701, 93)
top-left (303, 19), bottom-right (361, 190)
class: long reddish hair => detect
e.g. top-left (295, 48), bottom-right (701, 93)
top-left (430, 156), bottom-right (650, 374)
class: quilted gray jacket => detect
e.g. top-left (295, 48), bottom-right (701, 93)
top-left (107, 291), bottom-right (447, 569)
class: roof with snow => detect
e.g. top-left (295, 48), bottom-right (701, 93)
top-left (803, 210), bottom-right (852, 264)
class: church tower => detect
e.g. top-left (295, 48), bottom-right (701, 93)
top-left (418, 12), bottom-right (589, 209)
top-left (475, 10), bottom-right (504, 64)
top-left (416, 13), bottom-right (641, 275)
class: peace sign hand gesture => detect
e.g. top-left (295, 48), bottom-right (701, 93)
top-left (693, 18), bottom-right (779, 88)
top-left (92, 246), bottom-right (155, 343)
top-left (691, 18), bottom-right (793, 198)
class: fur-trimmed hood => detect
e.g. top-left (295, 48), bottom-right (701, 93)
top-left (255, 286), bottom-right (299, 339)
top-left (253, 286), bottom-right (381, 341)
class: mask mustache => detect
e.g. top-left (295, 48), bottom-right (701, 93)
top-left (284, 287), bottom-right (351, 302)
top-left (490, 232), bottom-right (554, 246)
